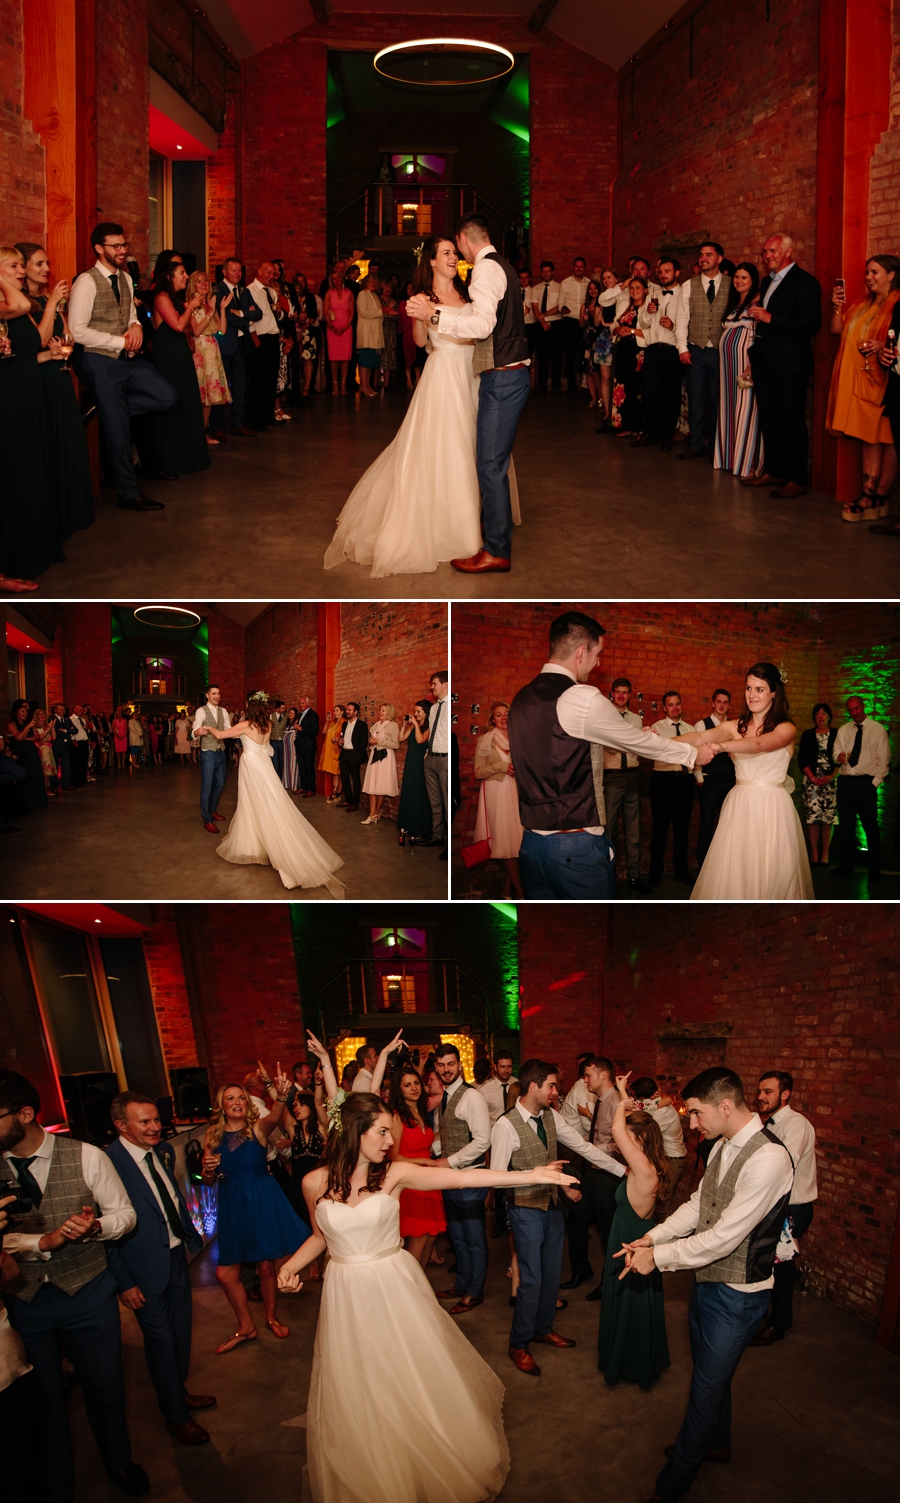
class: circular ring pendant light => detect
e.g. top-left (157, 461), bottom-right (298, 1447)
top-left (373, 38), bottom-right (515, 87)
top-left (133, 605), bottom-right (202, 629)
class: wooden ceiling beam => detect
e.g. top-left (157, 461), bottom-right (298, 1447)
top-left (528, 0), bottom-right (560, 33)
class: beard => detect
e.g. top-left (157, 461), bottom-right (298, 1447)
top-left (0, 1115), bottom-right (26, 1152)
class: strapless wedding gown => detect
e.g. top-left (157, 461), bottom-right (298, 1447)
top-left (691, 746), bottom-right (814, 900)
top-left (323, 327), bottom-right (483, 577)
top-left (216, 735), bottom-right (345, 896)
top-left (305, 1194), bottom-right (509, 1503)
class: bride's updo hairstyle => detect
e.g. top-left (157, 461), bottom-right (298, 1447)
top-left (321, 1092), bottom-right (391, 1202)
top-left (736, 661), bottom-right (791, 738)
top-left (410, 236), bottom-right (471, 304)
top-left (243, 695), bottom-right (274, 734)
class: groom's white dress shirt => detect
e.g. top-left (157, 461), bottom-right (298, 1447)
top-left (432, 245), bottom-right (531, 364)
top-left (192, 704), bottom-right (232, 740)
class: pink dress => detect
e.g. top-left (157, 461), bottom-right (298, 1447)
top-left (325, 289), bottom-right (355, 360)
top-left (398, 301), bottom-right (416, 368)
top-left (113, 717), bottom-right (128, 753)
top-left (473, 730), bottom-right (524, 860)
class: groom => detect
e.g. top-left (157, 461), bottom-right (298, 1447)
top-left (192, 686), bottom-right (231, 834)
top-left (407, 212), bottom-right (529, 574)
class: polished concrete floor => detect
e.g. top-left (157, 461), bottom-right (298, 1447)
top-left (2, 761), bottom-right (447, 901)
top-left (66, 1223), bottom-right (900, 1503)
top-left (32, 391), bottom-right (899, 600)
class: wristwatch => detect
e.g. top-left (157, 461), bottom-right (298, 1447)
top-left (429, 312), bottom-right (440, 327)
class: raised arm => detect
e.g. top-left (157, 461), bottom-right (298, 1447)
top-left (610, 1075), bottom-right (658, 1194)
top-left (34, 280), bottom-right (70, 346)
top-left (386, 1160), bottom-right (579, 1195)
top-left (306, 1030), bottom-right (339, 1102)
top-left (253, 1062), bottom-right (291, 1138)
top-left (370, 1030), bottom-right (405, 1094)
top-left (206, 718), bottom-right (250, 741)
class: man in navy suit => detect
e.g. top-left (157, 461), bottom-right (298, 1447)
top-left (296, 694), bottom-right (320, 797)
top-left (211, 257), bottom-right (262, 437)
top-left (745, 232), bottom-right (821, 499)
top-left (106, 1094), bottom-right (215, 1446)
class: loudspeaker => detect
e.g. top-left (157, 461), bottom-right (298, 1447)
top-left (59, 1071), bottom-right (120, 1145)
top-left (170, 1066), bottom-right (210, 1120)
top-left (156, 1095), bottom-right (174, 1129)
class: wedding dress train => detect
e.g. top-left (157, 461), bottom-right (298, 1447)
top-left (216, 735), bottom-right (345, 896)
top-left (691, 746), bottom-right (814, 900)
top-left (303, 1194), bottom-right (509, 1503)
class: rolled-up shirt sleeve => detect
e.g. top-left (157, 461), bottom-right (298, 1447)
top-left (557, 685), bottom-right (697, 770)
top-left (68, 271), bottom-right (137, 355)
top-left (448, 1088), bottom-right (492, 1169)
top-left (553, 1113), bottom-right (626, 1176)
top-left (3, 1143), bottom-right (135, 1257)
top-left (435, 256), bottom-right (507, 343)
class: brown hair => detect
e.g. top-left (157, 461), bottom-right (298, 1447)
top-left (320, 1092), bottom-right (391, 1203)
top-left (410, 236), bottom-right (470, 303)
top-left (736, 661), bottom-right (791, 738)
top-left (624, 1110), bottom-right (669, 1204)
top-left (243, 697), bottom-right (274, 734)
top-left (110, 1090), bottom-right (156, 1125)
top-left (206, 1084), bottom-right (259, 1151)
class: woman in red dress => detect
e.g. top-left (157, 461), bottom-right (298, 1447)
top-left (388, 1064), bottom-right (446, 1269)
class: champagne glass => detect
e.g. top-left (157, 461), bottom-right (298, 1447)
top-left (858, 338), bottom-right (874, 373)
top-left (58, 332), bottom-right (75, 371)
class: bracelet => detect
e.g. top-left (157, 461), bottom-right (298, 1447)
top-left (261, 1077), bottom-right (274, 1088)
top-left (276, 1094), bottom-right (288, 1103)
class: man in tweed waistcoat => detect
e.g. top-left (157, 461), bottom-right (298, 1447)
top-left (617, 1066), bottom-right (793, 1503)
top-left (0, 1071), bottom-right (149, 1502)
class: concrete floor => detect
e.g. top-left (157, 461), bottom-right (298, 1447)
top-left (2, 762), bottom-right (447, 901)
top-left (66, 1226), bottom-right (900, 1503)
top-left (31, 391), bottom-right (899, 600)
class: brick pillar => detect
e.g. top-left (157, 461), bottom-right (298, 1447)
top-left (142, 905), bottom-right (199, 1075)
top-left (62, 602), bottom-right (112, 709)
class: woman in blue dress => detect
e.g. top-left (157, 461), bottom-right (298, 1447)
top-left (202, 1061), bottom-right (310, 1352)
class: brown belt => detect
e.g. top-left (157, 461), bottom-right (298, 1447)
top-left (490, 361), bottom-right (529, 371)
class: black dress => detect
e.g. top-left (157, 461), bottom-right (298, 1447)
top-left (397, 733), bottom-right (433, 841)
top-left (150, 320), bottom-right (211, 476)
top-left (290, 1123), bottom-right (325, 1226)
top-left (7, 734), bottom-right (48, 811)
top-left (35, 299), bottom-right (94, 538)
top-left (0, 314), bottom-right (65, 578)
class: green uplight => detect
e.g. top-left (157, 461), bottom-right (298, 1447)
top-left (327, 64), bottom-right (347, 129)
top-left (835, 647), bottom-right (899, 847)
top-left (488, 57), bottom-right (529, 143)
top-left (487, 904), bottom-right (519, 1031)
top-left (490, 902), bottom-right (518, 922)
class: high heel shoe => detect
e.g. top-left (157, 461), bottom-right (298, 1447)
top-left (399, 831), bottom-right (406, 846)
top-left (361, 815), bottom-right (376, 824)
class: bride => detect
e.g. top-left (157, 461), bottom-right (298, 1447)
top-left (690, 661), bottom-right (814, 900)
top-left (277, 1090), bottom-right (577, 1503)
top-left (205, 692), bottom-right (345, 897)
top-left (323, 236), bottom-right (483, 578)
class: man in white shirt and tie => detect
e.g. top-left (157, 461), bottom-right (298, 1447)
top-left (751, 1069), bottom-right (817, 1346)
top-left (518, 268), bottom-right (537, 376)
top-left (424, 671), bottom-right (449, 856)
top-left (674, 241), bottom-right (732, 460)
top-left (649, 691), bottom-right (697, 888)
top-left (338, 701), bottom-right (367, 812)
top-left (531, 260), bottom-right (564, 393)
top-left (558, 257), bottom-right (589, 394)
top-left (618, 1067), bottom-right (793, 1502)
top-left (833, 695), bottom-right (891, 881)
top-left (637, 256), bottom-right (683, 450)
top-left (245, 260), bottom-right (280, 432)
top-left (603, 677), bottom-right (651, 895)
top-left (480, 1052), bottom-right (518, 1238)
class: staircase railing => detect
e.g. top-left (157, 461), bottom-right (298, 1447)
top-left (332, 183), bottom-right (510, 262)
top-left (316, 958), bottom-right (503, 1060)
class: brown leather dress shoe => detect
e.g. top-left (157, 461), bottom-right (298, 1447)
top-left (211, 811), bottom-right (226, 821)
top-left (749, 1324), bottom-right (784, 1346)
top-left (449, 1295), bottom-right (483, 1314)
top-left (435, 1287), bottom-right (460, 1299)
top-left (167, 1420), bottom-right (210, 1445)
top-left (769, 482), bottom-right (808, 498)
top-left (740, 472), bottom-right (785, 487)
top-left (450, 549), bottom-right (511, 573)
top-left (532, 1329), bottom-right (575, 1348)
top-left (184, 1393), bottom-right (216, 1410)
top-left (230, 426), bottom-right (257, 437)
top-left (509, 1346), bottom-right (541, 1376)
top-left (664, 1443), bottom-right (731, 1463)
top-left (204, 822), bottom-right (219, 834)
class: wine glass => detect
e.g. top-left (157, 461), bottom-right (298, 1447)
top-left (58, 332), bottom-right (75, 371)
top-left (0, 318), bottom-right (13, 360)
top-left (858, 338), bottom-right (874, 373)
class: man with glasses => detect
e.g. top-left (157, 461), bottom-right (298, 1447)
top-left (69, 223), bottom-right (177, 512)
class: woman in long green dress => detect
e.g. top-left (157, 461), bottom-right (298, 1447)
top-left (150, 261), bottom-right (211, 476)
top-left (17, 242), bottom-right (95, 538)
top-left (397, 699), bottom-right (434, 845)
top-left (598, 1072), bottom-right (670, 1390)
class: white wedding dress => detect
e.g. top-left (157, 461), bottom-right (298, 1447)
top-left (304, 1194), bottom-right (509, 1503)
top-left (691, 746), bottom-right (814, 900)
top-left (323, 327), bottom-right (484, 578)
top-left (216, 735), bottom-right (345, 896)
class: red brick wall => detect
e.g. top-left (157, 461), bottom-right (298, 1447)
top-left (868, 0), bottom-right (900, 253)
top-left (206, 606), bottom-right (247, 714)
top-left (60, 602), bottom-right (113, 710)
top-left (208, 69), bottom-right (240, 270)
top-left (95, 0), bottom-right (149, 271)
top-left (245, 603), bottom-right (318, 708)
top-left (613, 0), bottom-right (819, 270)
top-left (0, 0), bottom-right (45, 240)
top-left (242, 39), bottom-right (327, 275)
top-left (518, 906), bottom-right (610, 1083)
top-left (142, 905), bottom-right (198, 1073)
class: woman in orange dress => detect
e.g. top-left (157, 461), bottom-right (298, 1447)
top-left (389, 1064), bottom-right (446, 1270)
top-left (826, 254), bottom-right (900, 522)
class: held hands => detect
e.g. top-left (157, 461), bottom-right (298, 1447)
top-left (695, 744), bottom-right (720, 767)
top-left (406, 293), bottom-right (436, 322)
top-left (613, 1234), bottom-right (656, 1279)
top-left (277, 1266), bottom-right (304, 1293)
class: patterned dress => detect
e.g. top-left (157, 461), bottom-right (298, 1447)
top-left (190, 303), bottom-right (231, 406)
top-left (714, 312), bottom-right (763, 476)
top-left (801, 731), bottom-right (838, 825)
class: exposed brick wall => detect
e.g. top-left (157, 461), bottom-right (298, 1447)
top-left (613, 0), bottom-right (819, 270)
top-left (95, 0), bottom-right (149, 271)
top-left (0, 0), bottom-right (45, 240)
top-left (142, 904), bottom-right (198, 1073)
top-left (868, 0), bottom-right (900, 254)
top-left (518, 907), bottom-right (610, 1081)
top-left (61, 602), bottom-right (113, 710)
top-left (208, 69), bottom-right (240, 270)
top-left (242, 39), bottom-right (327, 275)
top-left (245, 603), bottom-right (318, 708)
top-left (206, 605), bottom-right (247, 713)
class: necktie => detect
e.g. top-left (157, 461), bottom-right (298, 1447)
top-left (848, 724), bottom-right (864, 767)
top-left (620, 712), bottom-right (629, 769)
top-left (8, 1155), bottom-right (42, 1208)
top-left (674, 721), bottom-right (690, 774)
top-left (589, 1100), bottom-right (600, 1145)
top-left (109, 273), bottom-right (120, 305)
top-left (706, 279), bottom-right (716, 305)
top-left (428, 699), bottom-right (443, 751)
top-left (144, 1152), bottom-right (186, 1243)
top-left (541, 285), bottom-right (549, 314)
top-left (441, 1091), bottom-right (449, 1115)
top-left (502, 1083), bottom-right (508, 1112)
top-left (532, 1114), bottom-right (548, 1149)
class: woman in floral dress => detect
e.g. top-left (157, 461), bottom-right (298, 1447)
top-left (187, 270), bottom-right (231, 443)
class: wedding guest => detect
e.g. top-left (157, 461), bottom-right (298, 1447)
top-left (212, 257), bottom-right (260, 437)
top-left (356, 274), bottom-right (385, 397)
top-left (338, 701), bottom-right (368, 812)
top-left (751, 1069), bottom-right (817, 1345)
top-left (560, 1053), bottom-right (597, 1143)
top-left (602, 678), bottom-right (650, 895)
top-left (397, 281), bottom-right (418, 390)
top-left (186, 270), bottom-right (231, 442)
top-left (389, 1065), bottom-right (446, 1269)
top-left (564, 1056), bottom-right (626, 1299)
top-left (649, 691), bottom-right (696, 887)
top-left (799, 703), bottom-right (839, 865)
top-left (618, 1067), bottom-right (793, 1501)
top-left (519, 269), bottom-right (538, 378)
top-left (674, 241), bottom-right (732, 459)
top-left (51, 701), bottom-right (74, 788)
top-left (694, 689), bottom-right (736, 868)
top-left (473, 700), bottom-right (524, 898)
top-left (578, 280), bottom-right (602, 407)
top-left (6, 700), bottom-right (48, 810)
top-left (319, 704), bottom-right (345, 803)
top-left (361, 703), bottom-right (399, 825)
top-left (282, 1092), bottom-right (327, 1226)
top-left (0, 1070), bottom-right (148, 1502)
top-left (627, 1075), bottom-right (687, 1212)
top-left (380, 282), bottom-right (399, 390)
top-left (200, 1069), bottom-right (307, 1351)
top-left (714, 262), bottom-right (764, 477)
top-left (397, 700), bottom-right (433, 846)
top-left (832, 695), bottom-right (891, 881)
top-left (871, 333), bottom-right (900, 535)
top-left (340, 1061), bottom-right (360, 1093)
top-left (635, 258), bottom-right (682, 449)
top-left (479, 1053), bottom-right (518, 1127)
top-left (0, 1193), bottom-right (46, 1494)
top-left (268, 700), bottom-right (288, 780)
top-left (744, 231), bottom-right (822, 499)
top-left (271, 261), bottom-right (297, 420)
top-left (324, 270), bottom-right (354, 394)
top-left (296, 695), bottom-right (320, 797)
top-left (31, 708), bottom-right (57, 796)
top-left (150, 260), bottom-right (210, 476)
top-left (106, 1094), bottom-right (214, 1445)
top-left (531, 261), bottom-right (563, 393)
top-left (282, 707), bottom-right (300, 791)
top-left (592, 269), bottom-right (622, 427)
top-left (597, 1075), bottom-right (670, 1388)
top-left (827, 254), bottom-right (900, 520)
top-left (351, 1044), bottom-right (378, 1094)
top-left (432, 1043), bottom-right (493, 1313)
top-left (559, 256), bottom-right (590, 393)
top-left (424, 671), bottom-right (449, 856)
top-left (611, 278), bottom-right (649, 434)
top-left (293, 273), bottom-right (320, 400)
top-left (174, 708), bottom-right (191, 762)
top-left (245, 261), bottom-right (281, 432)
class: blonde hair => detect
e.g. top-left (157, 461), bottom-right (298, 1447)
top-left (380, 702), bottom-right (396, 722)
top-left (187, 270), bottom-right (212, 304)
top-left (489, 700), bottom-right (510, 725)
top-left (0, 245), bottom-right (24, 267)
top-left (206, 1084), bottom-right (259, 1151)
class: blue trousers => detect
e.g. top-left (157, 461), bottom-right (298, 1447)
top-left (215, 340), bottom-right (247, 430)
top-left (6, 1268), bottom-right (132, 1503)
top-left (477, 366), bottom-right (531, 558)
top-left (685, 344), bottom-right (720, 453)
top-left (507, 1202), bottom-right (565, 1349)
top-left (520, 828), bottom-right (615, 899)
top-left (200, 748), bottom-right (227, 823)
top-left (442, 1185), bottom-right (488, 1298)
top-left (75, 351), bottom-right (177, 499)
top-left (655, 1280), bottom-right (771, 1501)
top-left (271, 740), bottom-right (284, 779)
top-left (53, 740), bottom-right (72, 788)
top-left (132, 1246), bottom-right (193, 1425)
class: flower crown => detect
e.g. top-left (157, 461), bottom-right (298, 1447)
top-left (778, 664), bottom-right (789, 687)
top-left (248, 690), bottom-right (270, 703)
top-left (326, 1096), bottom-right (344, 1135)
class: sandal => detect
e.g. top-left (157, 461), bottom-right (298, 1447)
top-left (215, 1328), bottom-right (258, 1354)
top-left (841, 496), bottom-right (879, 522)
top-left (267, 1319), bottom-right (290, 1339)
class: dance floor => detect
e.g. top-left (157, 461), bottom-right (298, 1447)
top-left (2, 763), bottom-right (447, 901)
top-left (67, 1227), bottom-right (900, 1503)
top-left (33, 392), bottom-right (896, 600)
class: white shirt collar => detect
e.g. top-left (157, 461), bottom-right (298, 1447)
top-left (118, 1135), bottom-right (156, 1166)
top-left (722, 1112), bottom-right (764, 1152)
top-left (94, 260), bottom-right (121, 281)
top-left (515, 1097), bottom-right (542, 1123)
top-left (474, 245), bottom-right (497, 264)
top-left (540, 661), bottom-right (576, 682)
top-left (445, 1075), bottom-right (465, 1098)
top-left (4, 1127), bottom-right (51, 1161)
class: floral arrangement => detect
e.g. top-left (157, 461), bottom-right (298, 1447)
top-left (248, 690), bottom-right (270, 703)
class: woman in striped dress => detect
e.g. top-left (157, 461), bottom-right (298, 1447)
top-left (714, 262), bottom-right (764, 477)
top-left (282, 707), bottom-right (301, 791)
